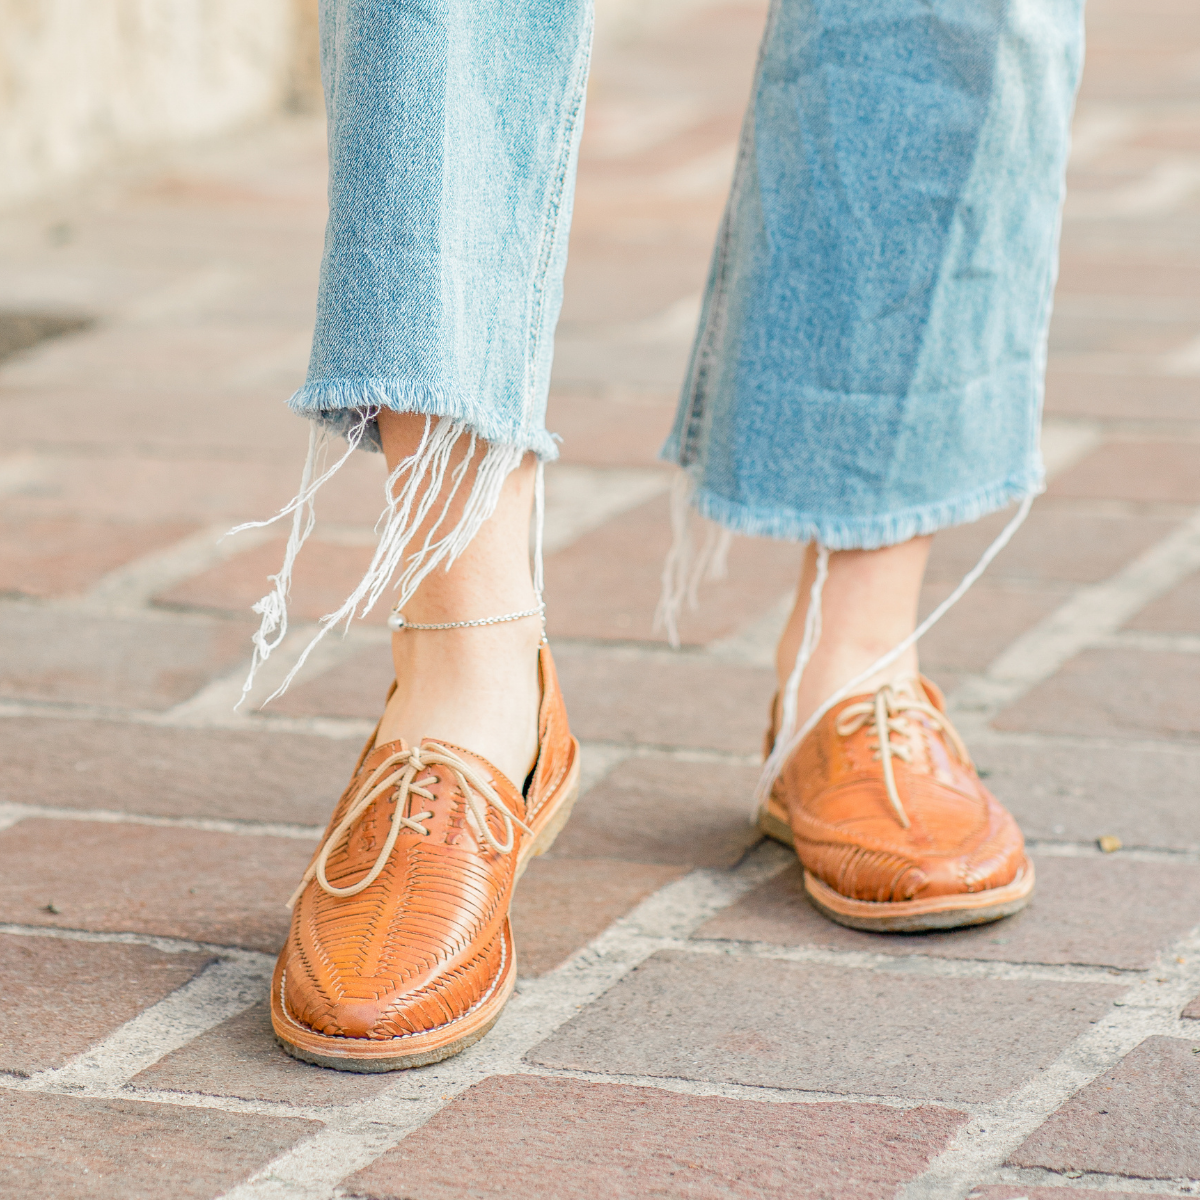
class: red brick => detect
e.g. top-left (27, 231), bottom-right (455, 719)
top-left (992, 648), bottom-right (1200, 741)
top-left (1048, 313), bottom-right (1198, 356)
top-left (1047, 441), bottom-right (1200, 505)
top-left (554, 648), bottom-right (775, 753)
top-left (544, 493), bottom-right (804, 646)
top-left (0, 384), bottom-right (310, 458)
top-left (926, 505), bottom-right (1179, 586)
top-left (558, 240), bottom-right (708, 326)
top-left (0, 444), bottom-right (385, 526)
top-left (0, 718), bottom-right (358, 825)
top-left (0, 518), bottom-right (197, 598)
top-left (1044, 371), bottom-right (1200, 421)
top-left (340, 1074), bottom-right (966, 1200)
top-left (0, 933), bottom-right (214, 1076)
top-left (1008, 1036), bottom-right (1200, 1179)
top-left (1056, 254), bottom-right (1200, 299)
top-left (549, 757), bottom-right (762, 868)
top-left (155, 536), bottom-right (382, 623)
top-left (976, 738), bottom-right (1200, 850)
top-left (0, 819), bottom-right (311, 952)
top-left (526, 950), bottom-right (1123, 1103)
top-left (1124, 568), bottom-right (1200, 633)
top-left (917, 581), bottom-right (1068, 673)
top-left (0, 608), bottom-right (253, 710)
top-left (0, 1090), bottom-right (316, 1199)
top-left (130, 1001), bottom-right (391, 1106)
top-left (268, 644), bottom-right (394, 720)
top-left (546, 387), bottom-right (678, 468)
top-left (696, 855), bottom-right (1200, 971)
top-left (512, 857), bottom-right (685, 976)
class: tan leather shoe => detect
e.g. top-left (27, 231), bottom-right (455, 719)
top-left (271, 644), bottom-right (579, 1071)
top-left (758, 677), bottom-right (1033, 932)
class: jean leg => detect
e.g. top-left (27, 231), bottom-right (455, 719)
top-left (664, 0), bottom-right (1085, 549)
top-left (292, 0), bottom-right (594, 458)
top-left (242, 0), bottom-right (593, 702)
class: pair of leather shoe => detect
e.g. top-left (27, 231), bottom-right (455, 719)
top-left (272, 653), bottom-right (1029, 1071)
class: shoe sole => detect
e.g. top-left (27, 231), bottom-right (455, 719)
top-left (272, 738), bottom-right (582, 1072)
top-left (756, 799), bottom-right (1036, 933)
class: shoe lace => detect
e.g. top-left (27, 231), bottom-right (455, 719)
top-left (834, 682), bottom-right (970, 830)
top-left (286, 742), bottom-right (532, 909)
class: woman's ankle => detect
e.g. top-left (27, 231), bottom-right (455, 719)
top-left (378, 621), bottom-right (544, 785)
top-left (774, 537), bottom-right (932, 734)
top-left (777, 640), bottom-right (921, 734)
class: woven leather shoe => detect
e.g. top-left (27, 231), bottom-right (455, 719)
top-left (758, 676), bottom-right (1033, 932)
top-left (272, 644), bottom-right (579, 1071)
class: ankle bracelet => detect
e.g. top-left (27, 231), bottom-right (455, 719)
top-left (387, 601), bottom-right (546, 632)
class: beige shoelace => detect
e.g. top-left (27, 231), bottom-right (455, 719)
top-left (286, 742), bottom-right (532, 909)
top-left (834, 682), bottom-right (971, 830)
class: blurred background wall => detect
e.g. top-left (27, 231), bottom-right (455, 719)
top-left (0, 0), bottom-right (321, 207)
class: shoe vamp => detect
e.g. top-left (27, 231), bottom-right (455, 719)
top-left (287, 839), bottom-right (512, 1036)
top-left (791, 774), bottom-right (1024, 899)
top-left (798, 770), bottom-right (988, 849)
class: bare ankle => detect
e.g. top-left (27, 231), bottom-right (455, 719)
top-left (774, 537), bottom-right (933, 732)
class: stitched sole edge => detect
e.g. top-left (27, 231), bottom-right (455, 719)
top-left (273, 1008), bottom-right (505, 1073)
top-left (270, 924), bottom-right (516, 1072)
top-left (803, 859), bottom-right (1036, 932)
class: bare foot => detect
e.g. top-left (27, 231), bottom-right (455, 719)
top-left (376, 619), bottom-right (542, 788)
top-left (774, 537), bottom-right (933, 734)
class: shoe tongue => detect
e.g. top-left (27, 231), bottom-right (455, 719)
top-left (360, 736), bottom-right (409, 774)
top-left (887, 676), bottom-right (922, 701)
top-left (418, 738), bottom-right (518, 803)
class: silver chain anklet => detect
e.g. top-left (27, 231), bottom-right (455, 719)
top-left (387, 601), bottom-right (545, 632)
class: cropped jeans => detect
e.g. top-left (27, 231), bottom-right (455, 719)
top-left (243, 0), bottom-right (1085, 699)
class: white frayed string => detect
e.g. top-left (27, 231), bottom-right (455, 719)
top-left (769, 542), bottom-right (830, 784)
top-left (753, 493), bottom-right (1036, 806)
top-left (655, 470), bottom-right (694, 648)
top-left (235, 414), bottom-right (524, 710)
top-left (230, 411), bottom-right (376, 710)
top-left (707, 527), bottom-right (733, 583)
top-left (654, 469), bottom-right (733, 648)
top-left (686, 523), bottom-right (730, 610)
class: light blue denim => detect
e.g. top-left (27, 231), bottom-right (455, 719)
top-left (292, 0), bottom-right (593, 459)
top-left (294, 0), bottom-right (1084, 550)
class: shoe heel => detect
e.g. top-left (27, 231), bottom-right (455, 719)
top-left (515, 743), bottom-right (581, 882)
top-left (529, 781), bottom-right (579, 859)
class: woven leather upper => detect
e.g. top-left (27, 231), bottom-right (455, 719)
top-left (774, 678), bottom-right (1026, 903)
top-left (277, 646), bottom-right (571, 1043)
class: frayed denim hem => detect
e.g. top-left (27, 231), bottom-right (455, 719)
top-left (686, 474), bottom-right (1047, 551)
top-left (288, 377), bottom-right (560, 461)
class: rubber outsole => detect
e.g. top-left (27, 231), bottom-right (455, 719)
top-left (755, 800), bottom-right (1036, 933)
top-left (272, 966), bottom-right (514, 1073)
top-left (803, 860), bottom-right (1035, 932)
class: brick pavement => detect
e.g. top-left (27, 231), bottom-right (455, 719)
top-left (1, 0), bottom-right (1199, 1196)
